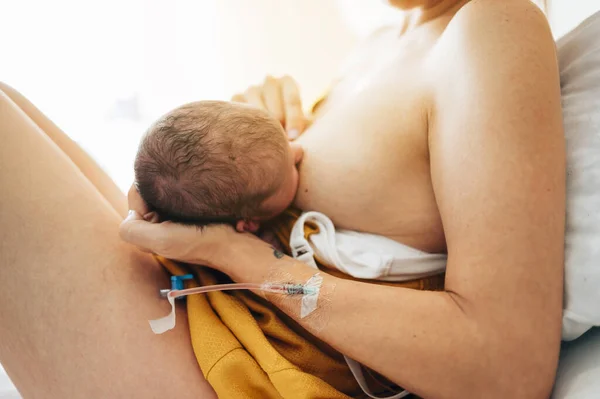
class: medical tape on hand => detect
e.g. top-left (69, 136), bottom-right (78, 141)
top-left (300, 273), bottom-right (322, 318)
top-left (264, 262), bottom-right (335, 333)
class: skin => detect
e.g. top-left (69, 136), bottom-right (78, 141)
top-left (0, 0), bottom-right (564, 398)
top-left (0, 82), bottom-right (217, 398)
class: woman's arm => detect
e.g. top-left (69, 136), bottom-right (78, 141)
top-left (120, 1), bottom-right (564, 397)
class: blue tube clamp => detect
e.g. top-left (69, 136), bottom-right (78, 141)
top-left (159, 274), bottom-right (194, 300)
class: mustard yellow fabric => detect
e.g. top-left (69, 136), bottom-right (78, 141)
top-left (157, 209), bottom-right (444, 398)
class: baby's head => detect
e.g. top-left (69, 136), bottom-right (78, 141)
top-left (134, 100), bottom-right (302, 231)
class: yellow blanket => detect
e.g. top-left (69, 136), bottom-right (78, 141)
top-left (156, 209), bottom-right (445, 398)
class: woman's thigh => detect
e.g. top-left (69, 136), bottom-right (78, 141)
top-left (0, 82), bottom-right (128, 217)
top-left (0, 90), bottom-right (215, 398)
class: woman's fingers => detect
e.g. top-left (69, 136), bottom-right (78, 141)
top-left (261, 76), bottom-right (285, 123)
top-left (233, 75), bottom-right (307, 139)
top-left (120, 211), bottom-right (238, 265)
top-left (231, 93), bottom-right (246, 103)
top-left (127, 184), bottom-right (150, 216)
top-left (120, 211), bottom-right (193, 259)
top-left (243, 86), bottom-right (266, 110)
top-left (280, 75), bottom-right (306, 139)
top-left (119, 211), bottom-right (164, 253)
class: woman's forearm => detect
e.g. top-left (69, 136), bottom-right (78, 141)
top-left (218, 237), bottom-right (550, 399)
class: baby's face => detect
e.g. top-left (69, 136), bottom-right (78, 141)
top-left (259, 142), bottom-right (304, 220)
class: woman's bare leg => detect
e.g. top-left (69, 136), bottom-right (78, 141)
top-left (0, 82), bottom-right (128, 217)
top-left (0, 90), bottom-right (215, 398)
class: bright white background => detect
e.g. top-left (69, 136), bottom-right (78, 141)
top-left (1, 0), bottom-right (599, 397)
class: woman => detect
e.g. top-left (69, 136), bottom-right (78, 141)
top-left (0, 0), bottom-right (564, 397)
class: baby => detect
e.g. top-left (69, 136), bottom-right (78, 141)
top-left (134, 100), bottom-right (303, 233)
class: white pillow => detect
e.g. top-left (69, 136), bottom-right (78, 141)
top-left (553, 328), bottom-right (600, 398)
top-left (557, 11), bottom-right (600, 341)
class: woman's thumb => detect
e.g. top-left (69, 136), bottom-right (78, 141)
top-left (119, 210), bottom-right (155, 253)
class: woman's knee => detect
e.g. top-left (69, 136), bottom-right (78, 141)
top-left (0, 81), bottom-right (16, 100)
top-left (0, 82), bottom-right (24, 117)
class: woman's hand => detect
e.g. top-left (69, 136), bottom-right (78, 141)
top-left (231, 75), bottom-right (308, 139)
top-left (119, 185), bottom-right (239, 267)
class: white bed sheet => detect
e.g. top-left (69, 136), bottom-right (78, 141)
top-left (553, 328), bottom-right (600, 398)
top-left (0, 365), bottom-right (19, 399)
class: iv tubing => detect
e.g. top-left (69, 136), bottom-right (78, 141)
top-left (150, 275), bottom-right (323, 335)
top-left (167, 282), bottom-right (316, 300)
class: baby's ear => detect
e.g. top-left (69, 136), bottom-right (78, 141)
top-left (235, 220), bottom-right (246, 232)
top-left (245, 220), bottom-right (261, 233)
top-left (235, 220), bottom-right (261, 233)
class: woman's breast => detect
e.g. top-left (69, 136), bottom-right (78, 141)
top-left (293, 85), bottom-right (446, 253)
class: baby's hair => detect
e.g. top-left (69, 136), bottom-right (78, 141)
top-left (134, 101), bottom-right (288, 223)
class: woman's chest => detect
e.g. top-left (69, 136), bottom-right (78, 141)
top-left (294, 65), bottom-right (445, 252)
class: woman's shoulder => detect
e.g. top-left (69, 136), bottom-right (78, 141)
top-left (430, 0), bottom-right (554, 77)
top-left (454, 0), bottom-right (546, 19)
top-left (427, 0), bottom-right (559, 133)
top-left (445, 0), bottom-right (550, 40)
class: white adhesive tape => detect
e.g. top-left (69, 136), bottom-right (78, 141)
top-left (300, 273), bottom-right (322, 318)
top-left (149, 294), bottom-right (176, 334)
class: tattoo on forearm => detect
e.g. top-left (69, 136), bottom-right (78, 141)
top-left (271, 247), bottom-right (284, 259)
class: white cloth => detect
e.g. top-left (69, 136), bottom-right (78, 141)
top-left (290, 211), bottom-right (446, 281)
top-left (557, 10), bottom-right (600, 341)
